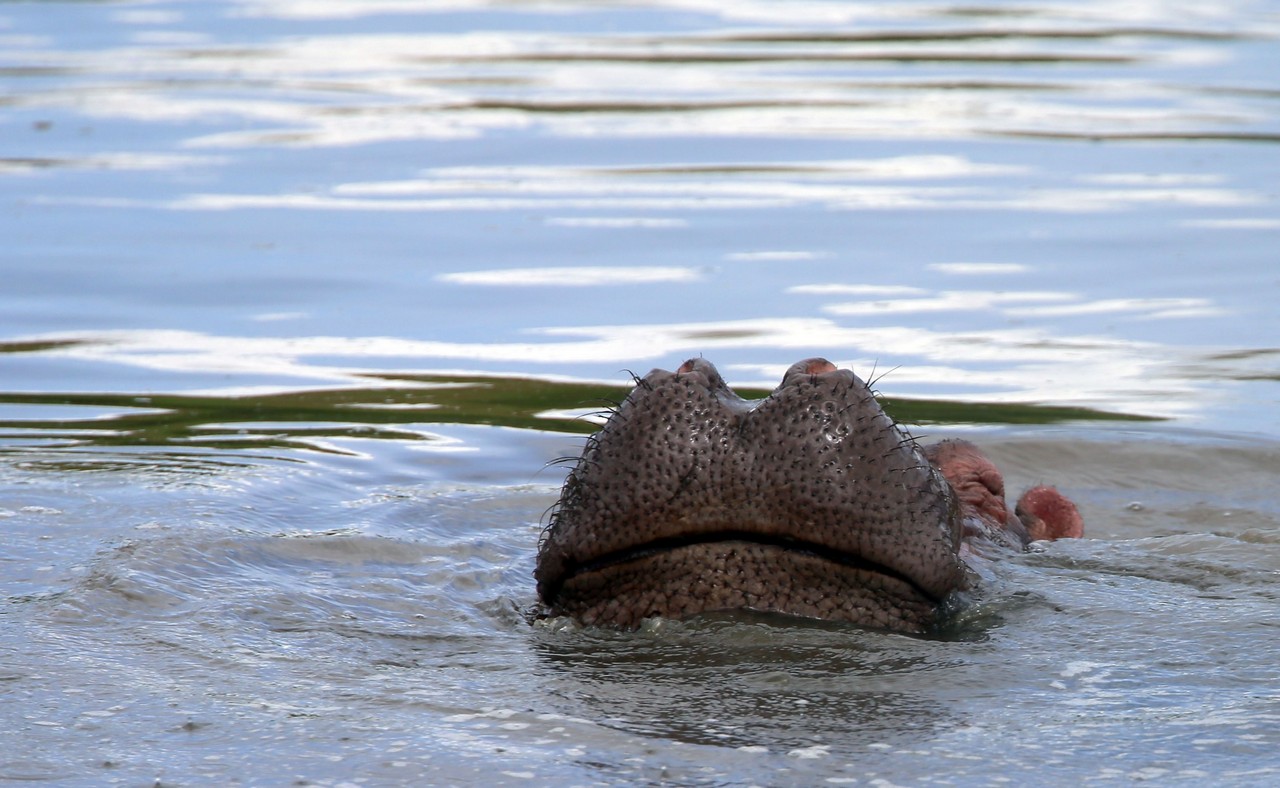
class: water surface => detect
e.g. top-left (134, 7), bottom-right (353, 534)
top-left (2, 0), bottom-right (1279, 784)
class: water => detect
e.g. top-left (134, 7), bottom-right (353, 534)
top-left (3, 0), bottom-right (1279, 784)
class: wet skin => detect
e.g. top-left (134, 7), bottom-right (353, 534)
top-left (535, 357), bottom-right (1083, 633)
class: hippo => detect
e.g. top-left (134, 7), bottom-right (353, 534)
top-left (535, 357), bottom-right (1083, 633)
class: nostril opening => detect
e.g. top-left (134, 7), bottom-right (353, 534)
top-left (803, 358), bottom-right (837, 375)
top-left (673, 358), bottom-right (725, 391)
top-left (782, 357), bottom-right (837, 386)
top-left (979, 468), bottom-right (1006, 499)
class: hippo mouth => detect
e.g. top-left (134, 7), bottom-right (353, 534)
top-left (540, 532), bottom-right (949, 631)
top-left (547, 530), bottom-right (940, 602)
top-left (535, 357), bottom-right (970, 632)
top-left (535, 527), bottom-right (947, 631)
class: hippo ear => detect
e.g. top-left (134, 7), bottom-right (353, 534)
top-left (1015, 486), bottom-right (1084, 540)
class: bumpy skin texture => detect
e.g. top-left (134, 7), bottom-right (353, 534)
top-left (924, 439), bottom-right (1084, 544)
top-left (536, 357), bottom-right (1082, 633)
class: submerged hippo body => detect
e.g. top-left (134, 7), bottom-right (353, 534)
top-left (535, 358), bottom-right (1082, 633)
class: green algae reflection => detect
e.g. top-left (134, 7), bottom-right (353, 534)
top-left (0, 372), bottom-right (1156, 457)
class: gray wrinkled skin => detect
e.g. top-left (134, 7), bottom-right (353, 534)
top-left (536, 358), bottom-right (975, 633)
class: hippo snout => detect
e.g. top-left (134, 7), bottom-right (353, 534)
top-left (535, 357), bottom-right (1081, 633)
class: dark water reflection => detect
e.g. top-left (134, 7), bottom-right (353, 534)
top-left (0, 349), bottom-right (1153, 459)
top-left (531, 617), bottom-right (965, 751)
top-left (3, 0), bottom-right (1280, 785)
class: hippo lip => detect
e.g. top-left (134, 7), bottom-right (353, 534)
top-left (542, 531), bottom-right (943, 607)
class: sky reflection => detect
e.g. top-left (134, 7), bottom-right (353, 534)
top-left (811, 290), bottom-right (1222, 320)
top-left (1, 0), bottom-right (1276, 440)
top-left (155, 158), bottom-right (1260, 215)
top-left (437, 266), bottom-right (703, 286)
top-left (22, 315), bottom-right (1206, 422)
top-left (6, 4), bottom-right (1277, 153)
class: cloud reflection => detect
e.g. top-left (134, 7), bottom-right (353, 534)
top-left (1004, 297), bottom-right (1222, 320)
top-left (821, 290), bottom-right (1075, 316)
top-left (23, 312), bottom-right (1207, 421)
top-left (0, 153), bottom-right (223, 174)
top-left (437, 266), bottom-right (703, 287)
top-left (230, 0), bottom-right (1252, 28)
top-left (788, 284), bottom-right (926, 296)
top-left (724, 251), bottom-right (826, 262)
top-left (804, 286), bottom-right (1223, 321)
top-left (11, 5), bottom-right (1276, 152)
top-left (1184, 218), bottom-right (1280, 230)
top-left (927, 263), bottom-right (1030, 275)
top-left (544, 217), bottom-right (688, 228)
top-left (160, 158), bottom-right (1260, 216)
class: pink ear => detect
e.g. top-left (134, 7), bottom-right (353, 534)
top-left (1015, 486), bottom-right (1084, 540)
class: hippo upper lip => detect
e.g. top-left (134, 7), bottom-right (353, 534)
top-left (542, 529), bottom-right (944, 607)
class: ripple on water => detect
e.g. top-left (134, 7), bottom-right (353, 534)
top-left (3, 0), bottom-right (1280, 783)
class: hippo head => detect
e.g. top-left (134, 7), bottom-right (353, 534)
top-left (536, 357), bottom-right (978, 633)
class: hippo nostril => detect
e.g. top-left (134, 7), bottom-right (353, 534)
top-left (677, 357), bottom-right (719, 376)
top-left (781, 357), bottom-right (838, 387)
top-left (672, 357), bottom-right (727, 392)
top-left (802, 358), bottom-right (838, 375)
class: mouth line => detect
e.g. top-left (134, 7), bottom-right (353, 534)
top-left (545, 530), bottom-right (940, 606)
